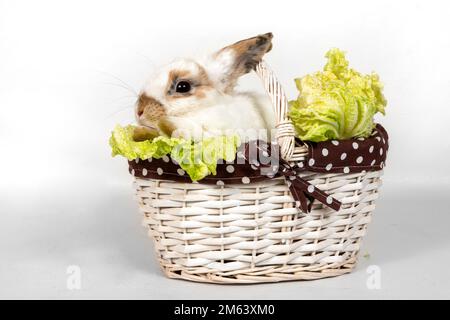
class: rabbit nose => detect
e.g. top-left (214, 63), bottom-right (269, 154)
top-left (136, 98), bottom-right (146, 117)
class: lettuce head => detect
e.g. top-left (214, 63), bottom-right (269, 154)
top-left (289, 48), bottom-right (387, 142)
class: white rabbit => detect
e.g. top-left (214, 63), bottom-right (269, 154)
top-left (134, 33), bottom-right (275, 142)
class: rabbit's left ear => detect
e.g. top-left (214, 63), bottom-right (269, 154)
top-left (209, 33), bottom-right (273, 93)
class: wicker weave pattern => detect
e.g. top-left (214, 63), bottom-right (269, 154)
top-left (134, 169), bottom-right (382, 283)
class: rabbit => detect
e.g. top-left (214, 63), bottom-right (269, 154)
top-left (133, 33), bottom-right (276, 142)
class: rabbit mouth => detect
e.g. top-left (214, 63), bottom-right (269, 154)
top-left (141, 123), bottom-right (158, 130)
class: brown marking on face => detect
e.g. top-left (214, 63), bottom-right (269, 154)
top-left (191, 66), bottom-right (213, 100)
top-left (166, 64), bottom-right (213, 101)
top-left (165, 69), bottom-right (191, 96)
top-left (136, 94), bottom-right (166, 125)
top-left (215, 32), bottom-right (273, 93)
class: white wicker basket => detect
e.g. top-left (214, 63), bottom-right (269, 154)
top-left (131, 62), bottom-right (384, 283)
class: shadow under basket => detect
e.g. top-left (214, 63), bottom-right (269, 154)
top-left (132, 170), bottom-right (383, 284)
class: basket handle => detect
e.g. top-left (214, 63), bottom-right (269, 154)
top-left (255, 61), bottom-right (305, 162)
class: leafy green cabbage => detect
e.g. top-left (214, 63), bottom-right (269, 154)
top-left (109, 125), bottom-right (241, 181)
top-left (289, 48), bottom-right (387, 142)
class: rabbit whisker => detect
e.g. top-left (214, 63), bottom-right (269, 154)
top-left (96, 70), bottom-right (139, 96)
top-left (105, 105), bottom-right (135, 119)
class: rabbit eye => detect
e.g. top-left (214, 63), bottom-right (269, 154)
top-left (175, 81), bottom-right (191, 93)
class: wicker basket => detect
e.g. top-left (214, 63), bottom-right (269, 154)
top-left (129, 62), bottom-right (385, 284)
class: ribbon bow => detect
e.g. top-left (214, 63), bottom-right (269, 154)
top-left (243, 141), bottom-right (342, 213)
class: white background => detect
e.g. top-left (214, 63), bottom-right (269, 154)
top-left (0, 0), bottom-right (449, 299)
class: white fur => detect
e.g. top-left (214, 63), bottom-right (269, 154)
top-left (201, 49), bottom-right (236, 92)
top-left (168, 92), bottom-right (274, 141)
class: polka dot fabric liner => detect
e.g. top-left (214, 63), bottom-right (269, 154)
top-left (302, 124), bottom-right (389, 173)
top-left (129, 124), bottom-right (388, 212)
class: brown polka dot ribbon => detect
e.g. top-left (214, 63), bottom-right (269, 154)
top-left (239, 140), bottom-right (342, 213)
top-left (129, 124), bottom-right (389, 213)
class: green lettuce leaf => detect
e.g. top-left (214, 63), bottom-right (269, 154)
top-left (109, 125), bottom-right (241, 181)
top-left (109, 125), bottom-right (158, 160)
top-left (289, 48), bottom-right (387, 142)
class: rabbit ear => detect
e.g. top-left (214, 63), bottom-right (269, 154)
top-left (209, 33), bottom-right (273, 93)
